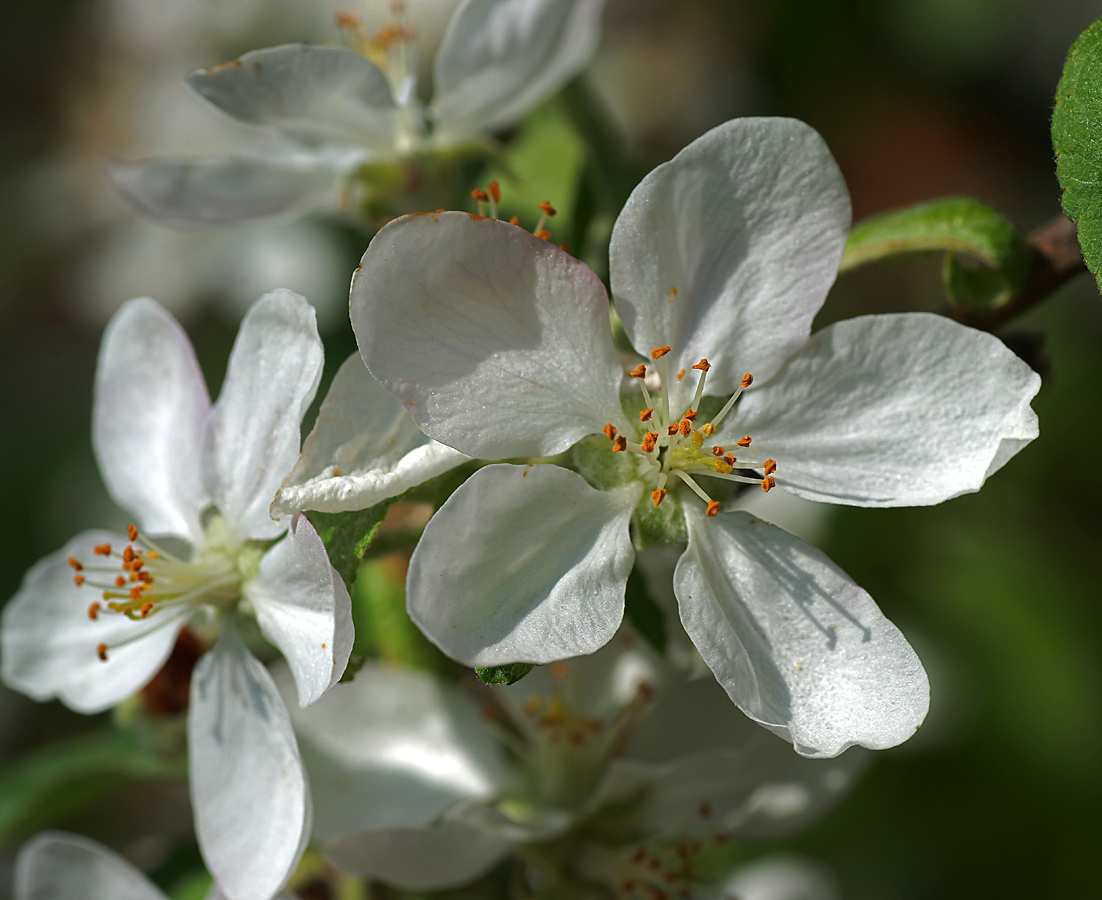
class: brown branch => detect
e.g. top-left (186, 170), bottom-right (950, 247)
top-left (949, 214), bottom-right (1087, 330)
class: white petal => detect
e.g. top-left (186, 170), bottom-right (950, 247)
top-left (407, 464), bottom-right (635, 665)
top-left (735, 313), bottom-right (1041, 507)
top-left (431, 0), bottom-right (605, 141)
top-left (189, 626), bottom-right (310, 900)
top-left (325, 823), bottom-right (511, 889)
top-left (187, 45), bottom-right (397, 151)
top-left (1, 531), bottom-right (187, 714)
top-left (720, 855), bottom-right (840, 900)
top-left (248, 514), bottom-right (353, 707)
top-left (109, 155), bottom-right (337, 225)
top-left (93, 298), bottom-right (209, 543)
top-left (271, 354), bottom-right (470, 516)
top-left (352, 212), bottom-right (626, 459)
top-left (202, 290), bottom-right (323, 540)
top-left (674, 509), bottom-right (929, 757)
top-left (280, 662), bottom-right (509, 842)
top-left (15, 831), bottom-right (167, 900)
top-left (610, 117), bottom-right (850, 402)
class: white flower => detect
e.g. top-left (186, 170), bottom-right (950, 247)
top-left (1, 291), bottom-right (353, 900)
top-left (109, 0), bottom-right (606, 225)
top-left (348, 117), bottom-right (1041, 758)
top-left (12, 831), bottom-right (293, 900)
top-left (280, 632), bottom-right (863, 893)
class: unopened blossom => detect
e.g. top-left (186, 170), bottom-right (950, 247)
top-left (349, 117), bottom-right (1041, 758)
top-left (280, 632), bottom-right (862, 894)
top-left (110, 0), bottom-right (606, 225)
top-left (2, 291), bottom-right (352, 900)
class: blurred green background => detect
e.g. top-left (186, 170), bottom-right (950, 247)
top-left (2, 1), bottom-right (1101, 897)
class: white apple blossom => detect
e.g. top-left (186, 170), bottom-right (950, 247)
top-left (348, 117), bottom-right (1041, 758)
top-left (109, 0), bottom-right (606, 226)
top-left (1, 291), bottom-right (353, 900)
top-left (280, 631), bottom-right (863, 895)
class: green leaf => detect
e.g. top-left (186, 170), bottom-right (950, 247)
top-left (1053, 16), bottom-right (1102, 293)
top-left (475, 662), bottom-right (535, 686)
top-left (0, 728), bottom-right (185, 845)
top-left (306, 500), bottom-right (395, 591)
top-left (624, 566), bottom-right (667, 654)
top-left (840, 196), bottom-right (1032, 309)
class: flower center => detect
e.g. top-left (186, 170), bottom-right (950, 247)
top-left (609, 824), bottom-right (736, 900)
top-left (496, 661), bottom-right (655, 811)
top-left (603, 348), bottom-right (777, 517)
top-left (67, 518), bottom-right (251, 662)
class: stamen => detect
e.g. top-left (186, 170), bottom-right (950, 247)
top-left (736, 435), bottom-right (752, 447)
top-left (630, 364), bottom-right (646, 379)
top-left (762, 476), bottom-right (776, 492)
top-left (712, 446), bottom-right (725, 457)
top-left (676, 368), bottom-right (686, 381)
top-left (725, 453), bottom-right (735, 466)
top-left (97, 643), bottom-right (108, 662)
top-left (690, 429), bottom-right (703, 446)
top-left (73, 575), bottom-right (85, 586)
top-left (651, 488), bottom-right (666, 507)
top-left (701, 423), bottom-right (716, 436)
top-left (87, 602), bottom-right (100, 620)
top-left (692, 359), bottom-right (710, 372)
top-left (539, 200), bottom-right (557, 216)
top-left (667, 425), bottom-right (678, 436)
top-left (602, 423), bottom-right (618, 441)
top-left (140, 601), bottom-right (154, 618)
top-left (509, 215), bottom-right (520, 226)
top-left (672, 470), bottom-right (713, 506)
top-left (741, 373), bottom-right (754, 388)
top-left (639, 407), bottom-right (653, 422)
top-left (612, 436), bottom-right (627, 452)
top-left (641, 432), bottom-right (658, 453)
top-left (470, 188), bottom-right (488, 217)
top-left (94, 544), bottom-right (111, 556)
top-left (678, 419), bottom-right (691, 437)
top-left (534, 200), bottom-right (556, 236)
top-left (335, 10), bottom-right (361, 29)
top-left (763, 459), bottom-right (777, 476)
top-left (68, 557), bottom-right (82, 571)
top-left (650, 346), bottom-right (672, 360)
top-left (682, 409), bottom-right (697, 422)
top-left (127, 524), bottom-right (138, 541)
top-left (535, 230), bottom-right (551, 241)
top-left (706, 500), bottom-right (720, 517)
top-left (487, 180), bottom-right (500, 218)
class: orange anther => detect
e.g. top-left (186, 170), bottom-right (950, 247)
top-left (123, 546), bottom-right (135, 562)
top-left (682, 409), bottom-right (697, 421)
top-left (676, 368), bottom-right (686, 381)
top-left (762, 476), bottom-right (776, 492)
top-left (679, 419), bottom-right (691, 437)
top-left (94, 544), bottom-right (111, 556)
top-left (73, 575), bottom-right (85, 586)
top-left (612, 435), bottom-right (627, 452)
top-left (692, 359), bottom-right (711, 372)
top-left (509, 215), bottom-right (521, 226)
top-left (539, 200), bottom-right (557, 217)
top-left (651, 488), bottom-right (667, 507)
top-left (68, 557), bottom-right (83, 571)
top-left (668, 425), bottom-right (678, 436)
top-left (763, 459), bottom-right (777, 476)
top-left (138, 571), bottom-right (152, 583)
top-left (127, 524), bottom-right (138, 541)
top-left (702, 423), bottom-right (716, 436)
top-left (535, 229), bottom-right (551, 240)
top-left (651, 346), bottom-right (673, 360)
top-left (741, 373), bottom-right (754, 388)
top-left (630, 364), bottom-right (647, 379)
top-left (115, 576), bottom-right (126, 588)
top-left (602, 423), bottom-right (618, 441)
top-left (140, 601), bottom-right (154, 618)
top-left (706, 500), bottom-right (720, 517)
top-left (96, 643), bottom-right (109, 662)
top-left (130, 586), bottom-right (144, 600)
top-left (334, 10), bottom-right (361, 28)
top-left (550, 661), bottom-right (568, 678)
top-left (725, 453), bottom-right (736, 466)
top-left (470, 188), bottom-right (489, 202)
top-left (712, 446), bottom-right (725, 457)
top-left (736, 435), bottom-right (752, 447)
top-left (488, 180), bottom-right (500, 203)
top-left (641, 432), bottom-right (658, 453)
top-left (130, 558), bottom-right (143, 572)
top-left (87, 602), bottom-right (100, 620)
top-left (639, 407), bottom-right (653, 421)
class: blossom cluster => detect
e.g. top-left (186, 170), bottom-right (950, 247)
top-left (1, 1), bottom-right (1045, 899)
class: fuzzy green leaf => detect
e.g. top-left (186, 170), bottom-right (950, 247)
top-left (475, 662), bottom-right (535, 686)
top-left (1053, 16), bottom-right (1102, 293)
top-left (306, 500), bottom-right (395, 591)
top-left (841, 196), bottom-right (1032, 309)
